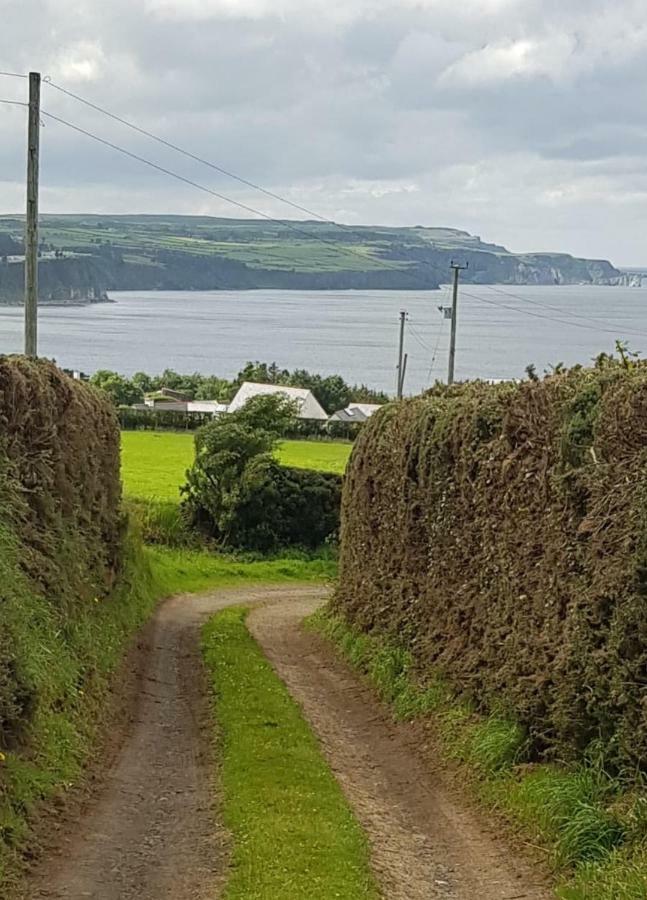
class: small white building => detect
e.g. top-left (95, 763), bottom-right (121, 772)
top-left (329, 402), bottom-right (383, 423)
top-left (229, 382), bottom-right (328, 421)
top-left (187, 400), bottom-right (229, 415)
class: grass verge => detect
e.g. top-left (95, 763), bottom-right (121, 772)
top-left (309, 611), bottom-right (647, 900)
top-left (202, 607), bottom-right (379, 900)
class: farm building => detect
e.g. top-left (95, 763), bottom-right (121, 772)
top-left (329, 402), bottom-right (383, 423)
top-left (133, 401), bottom-right (190, 413)
top-left (144, 388), bottom-right (193, 405)
top-left (187, 400), bottom-right (229, 415)
top-left (228, 382), bottom-right (329, 421)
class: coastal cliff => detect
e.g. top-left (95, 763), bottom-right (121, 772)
top-left (0, 216), bottom-right (624, 303)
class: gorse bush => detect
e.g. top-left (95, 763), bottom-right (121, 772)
top-left (335, 360), bottom-right (647, 772)
top-left (183, 394), bottom-right (341, 552)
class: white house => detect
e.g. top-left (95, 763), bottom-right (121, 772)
top-left (228, 382), bottom-right (328, 421)
top-left (329, 402), bottom-right (383, 423)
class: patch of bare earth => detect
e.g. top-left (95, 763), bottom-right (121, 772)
top-left (248, 596), bottom-right (552, 900)
top-left (21, 586), bottom-right (322, 900)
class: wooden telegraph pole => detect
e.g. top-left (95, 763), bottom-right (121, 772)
top-left (448, 261), bottom-right (468, 385)
top-left (24, 71), bottom-right (41, 357)
top-left (396, 309), bottom-right (408, 399)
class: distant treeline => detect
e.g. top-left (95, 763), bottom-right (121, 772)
top-left (90, 360), bottom-right (389, 415)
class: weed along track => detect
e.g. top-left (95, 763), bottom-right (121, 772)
top-left (24, 587), bottom-right (549, 900)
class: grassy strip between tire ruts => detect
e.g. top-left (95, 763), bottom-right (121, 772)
top-left (308, 610), bottom-right (647, 900)
top-left (202, 607), bottom-right (379, 900)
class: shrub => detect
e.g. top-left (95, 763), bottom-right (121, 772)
top-left (185, 450), bottom-right (340, 553)
top-left (183, 394), bottom-right (341, 552)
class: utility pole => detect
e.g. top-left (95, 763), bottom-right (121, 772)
top-left (448, 261), bottom-right (468, 385)
top-left (24, 71), bottom-right (41, 358)
top-left (396, 309), bottom-right (408, 399)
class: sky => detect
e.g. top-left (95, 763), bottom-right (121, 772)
top-left (1, 0), bottom-right (646, 266)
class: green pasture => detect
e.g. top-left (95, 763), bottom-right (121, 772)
top-left (120, 431), bottom-right (351, 502)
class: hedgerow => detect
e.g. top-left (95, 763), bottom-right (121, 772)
top-left (0, 357), bottom-right (158, 887)
top-left (335, 361), bottom-right (647, 772)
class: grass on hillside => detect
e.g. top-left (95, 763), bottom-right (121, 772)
top-left (120, 431), bottom-right (351, 502)
top-left (309, 610), bottom-right (647, 900)
top-left (27, 215), bottom-right (414, 274)
top-left (202, 607), bottom-right (378, 900)
top-left (121, 431), bottom-right (194, 502)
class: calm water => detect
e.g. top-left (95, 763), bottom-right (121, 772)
top-left (1, 286), bottom-right (646, 394)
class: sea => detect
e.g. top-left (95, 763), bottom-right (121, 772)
top-left (0, 285), bottom-right (646, 395)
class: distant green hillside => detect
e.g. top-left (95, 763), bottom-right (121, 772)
top-left (0, 214), bottom-right (622, 304)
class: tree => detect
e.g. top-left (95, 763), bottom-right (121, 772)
top-left (236, 361), bottom-right (288, 386)
top-left (316, 375), bottom-right (352, 414)
top-left (194, 376), bottom-right (233, 401)
top-left (349, 382), bottom-right (389, 405)
top-left (182, 396), bottom-right (339, 551)
top-left (132, 371), bottom-right (154, 394)
top-left (182, 394), bottom-right (324, 549)
top-left (234, 393), bottom-right (299, 434)
top-left (90, 370), bottom-right (143, 406)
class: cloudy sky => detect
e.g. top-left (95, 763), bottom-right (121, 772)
top-left (1, 0), bottom-right (646, 265)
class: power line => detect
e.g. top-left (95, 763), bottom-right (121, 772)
top-left (407, 322), bottom-right (432, 353)
top-left (42, 78), bottom-right (444, 290)
top-left (426, 316), bottom-right (446, 384)
top-left (0, 72), bottom-right (28, 79)
top-left (460, 288), bottom-right (647, 339)
top-left (42, 78), bottom-right (441, 287)
top-left (485, 284), bottom-right (645, 333)
top-left (0, 99), bottom-right (27, 107)
top-left (425, 284), bottom-right (450, 384)
top-left (44, 78), bottom-right (343, 226)
top-left (39, 107), bottom-right (436, 287)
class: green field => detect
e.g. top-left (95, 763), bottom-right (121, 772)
top-left (120, 431), bottom-right (351, 501)
top-left (276, 439), bottom-right (351, 475)
top-left (0, 215), bottom-right (414, 274)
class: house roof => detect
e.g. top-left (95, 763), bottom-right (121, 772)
top-left (330, 402), bottom-right (384, 423)
top-left (346, 403), bottom-right (383, 416)
top-left (159, 387), bottom-right (193, 401)
top-left (330, 408), bottom-right (367, 423)
top-left (228, 382), bottom-right (328, 421)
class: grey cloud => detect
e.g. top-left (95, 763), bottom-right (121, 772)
top-left (1, 0), bottom-right (647, 262)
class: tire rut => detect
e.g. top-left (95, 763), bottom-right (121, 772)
top-left (248, 596), bottom-right (552, 900)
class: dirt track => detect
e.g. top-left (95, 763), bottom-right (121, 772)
top-left (23, 587), bottom-right (550, 900)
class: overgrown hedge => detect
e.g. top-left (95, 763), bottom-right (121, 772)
top-left (189, 457), bottom-right (341, 553)
top-left (0, 358), bottom-right (125, 743)
top-left (0, 357), bottom-right (159, 885)
top-left (335, 365), bottom-right (647, 772)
